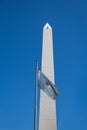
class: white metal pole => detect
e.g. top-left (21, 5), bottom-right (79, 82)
top-left (34, 60), bottom-right (38, 130)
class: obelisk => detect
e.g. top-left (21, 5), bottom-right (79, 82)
top-left (39, 23), bottom-right (57, 130)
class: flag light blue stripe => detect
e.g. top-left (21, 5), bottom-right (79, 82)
top-left (37, 69), bottom-right (58, 100)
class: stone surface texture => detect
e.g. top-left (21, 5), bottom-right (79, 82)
top-left (39, 23), bottom-right (57, 130)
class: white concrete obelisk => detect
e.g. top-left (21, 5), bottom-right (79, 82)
top-left (39, 23), bottom-right (57, 130)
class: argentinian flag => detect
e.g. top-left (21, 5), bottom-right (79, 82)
top-left (37, 69), bottom-right (58, 100)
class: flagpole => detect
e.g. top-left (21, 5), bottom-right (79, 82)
top-left (34, 60), bottom-right (38, 130)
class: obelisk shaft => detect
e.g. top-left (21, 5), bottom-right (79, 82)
top-left (39, 23), bottom-right (57, 130)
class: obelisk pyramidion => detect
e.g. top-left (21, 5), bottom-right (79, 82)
top-left (39, 23), bottom-right (57, 130)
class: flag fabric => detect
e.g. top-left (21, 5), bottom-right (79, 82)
top-left (37, 69), bottom-right (58, 100)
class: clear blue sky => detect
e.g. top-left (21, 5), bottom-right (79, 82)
top-left (0, 0), bottom-right (87, 130)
